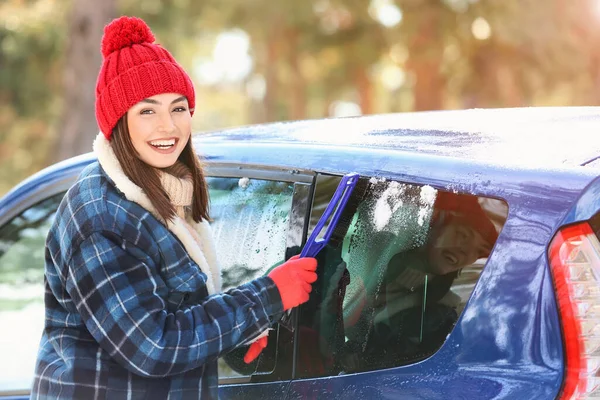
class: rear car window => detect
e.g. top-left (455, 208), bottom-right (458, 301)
top-left (296, 175), bottom-right (508, 377)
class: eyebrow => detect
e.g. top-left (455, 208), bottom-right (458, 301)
top-left (139, 96), bottom-right (187, 105)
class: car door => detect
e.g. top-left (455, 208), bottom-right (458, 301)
top-left (287, 172), bottom-right (511, 399)
top-left (206, 164), bottom-right (314, 399)
top-left (0, 169), bottom-right (77, 399)
top-left (0, 162), bottom-right (314, 399)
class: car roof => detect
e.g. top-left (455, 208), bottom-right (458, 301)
top-left (197, 107), bottom-right (600, 168)
top-left (4, 107), bottom-right (598, 211)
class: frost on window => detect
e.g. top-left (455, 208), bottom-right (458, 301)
top-left (341, 180), bottom-right (437, 345)
top-left (295, 174), bottom-right (509, 378)
top-left (207, 177), bottom-right (293, 290)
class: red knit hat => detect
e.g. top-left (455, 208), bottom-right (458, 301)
top-left (95, 16), bottom-right (195, 140)
top-left (433, 191), bottom-right (500, 250)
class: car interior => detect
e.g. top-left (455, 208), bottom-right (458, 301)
top-left (294, 175), bottom-right (508, 378)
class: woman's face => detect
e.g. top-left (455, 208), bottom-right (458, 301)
top-left (426, 221), bottom-right (493, 275)
top-left (126, 93), bottom-right (192, 168)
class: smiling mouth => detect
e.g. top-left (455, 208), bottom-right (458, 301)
top-left (149, 138), bottom-right (177, 149)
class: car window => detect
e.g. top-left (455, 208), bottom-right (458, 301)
top-left (206, 177), bottom-right (295, 380)
top-left (0, 192), bottom-right (64, 394)
top-left (295, 175), bottom-right (508, 378)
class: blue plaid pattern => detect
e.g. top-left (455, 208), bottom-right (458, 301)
top-left (31, 162), bottom-right (283, 399)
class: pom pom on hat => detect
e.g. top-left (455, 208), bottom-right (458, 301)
top-left (101, 16), bottom-right (155, 58)
top-left (95, 16), bottom-right (195, 140)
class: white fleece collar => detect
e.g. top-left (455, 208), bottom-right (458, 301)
top-left (93, 132), bottom-right (222, 294)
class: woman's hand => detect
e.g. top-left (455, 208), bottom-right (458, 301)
top-left (268, 255), bottom-right (317, 311)
top-left (244, 335), bottom-right (268, 363)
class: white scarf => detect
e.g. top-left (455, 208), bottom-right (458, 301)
top-left (93, 133), bottom-right (222, 294)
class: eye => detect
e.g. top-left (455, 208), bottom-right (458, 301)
top-left (140, 109), bottom-right (154, 115)
top-left (173, 106), bottom-right (187, 112)
top-left (457, 227), bottom-right (468, 241)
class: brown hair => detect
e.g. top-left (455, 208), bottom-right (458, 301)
top-left (110, 114), bottom-right (210, 223)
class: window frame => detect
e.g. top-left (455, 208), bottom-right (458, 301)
top-left (292, 172), bottom-right (507, 379)
top-left (207, 163), bottom-right (315, 385)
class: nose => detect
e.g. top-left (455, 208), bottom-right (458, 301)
top-left (157, 112), bottom-right (176, 133)
top-left (454, 248), bottom-right (467, 266)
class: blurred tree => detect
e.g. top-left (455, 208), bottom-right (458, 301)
top-left (3, 0), bottom-right (600, 197)
top-left (0, 0), bottom-right (66, 195)
top-left (401, 1), bottom-right (447, 110)
top-left (212, 1), bottom-right (319, 121)
top-left (312, 0), bottom-right (388, 114)
top-left (558, 0), bottom-right (600, 105)
top-left (119, 0), bottom-right (208, 49)
top-left (53, 0), bottom-right (115, 162)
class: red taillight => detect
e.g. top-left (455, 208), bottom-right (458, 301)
top-left (550, 222), bottom-right (600, 399)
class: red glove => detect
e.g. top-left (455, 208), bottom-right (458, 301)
top-left (268, 255), bottom-right (317, 311)
top-left (243, 256), bottom-right (317, 364)
top-left (244, 335), bottom-right (268, 364)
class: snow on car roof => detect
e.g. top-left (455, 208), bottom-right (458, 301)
top-left (197, 107), bottom-right (600, 168)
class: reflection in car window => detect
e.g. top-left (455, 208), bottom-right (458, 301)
top-left (206, 177), bottom-right (293, 378)
top-left (295, 176), bottom-right (508, 377)
top-left (0, 193), bottom-right (64, 394)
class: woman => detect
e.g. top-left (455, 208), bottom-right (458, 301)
top-left (31, 16), bottom-right (317, 399)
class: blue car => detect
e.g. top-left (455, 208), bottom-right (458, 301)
top-left (1, 108), bottom-right (600, 399)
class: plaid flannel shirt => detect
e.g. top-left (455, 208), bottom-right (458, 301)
top-left (31, 162), bottom-right (283, 399)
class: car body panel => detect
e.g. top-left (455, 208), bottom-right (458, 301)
top-left (195, 116), bottom-right (597, 399)
top-left (219, 382), bottom-right (291, 400)
top-left (561, 175), bottom-right (600, 225)
top-left (0, 153), bottom-right (95, 226)
top-left (2, 108), bottom-right (600, 399)
top-left (279, 153), bottom-right (580, 399)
